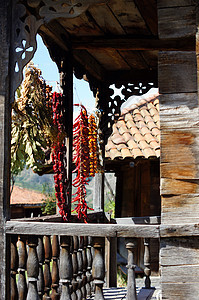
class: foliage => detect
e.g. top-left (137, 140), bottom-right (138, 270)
top-left (41, 183), bottom-right (56, 215)
top-left (117, 267), bottom-right (127, 287)
top-left (11, 62), bottom-right (55, 176)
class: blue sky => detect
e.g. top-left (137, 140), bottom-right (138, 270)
top-left (32, 35), bottom-right (95, 112)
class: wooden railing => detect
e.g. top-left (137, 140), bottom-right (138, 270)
top-left (7, 220), bottom-right (162, 300)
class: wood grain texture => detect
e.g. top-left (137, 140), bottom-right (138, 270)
top-left (0, 0), bottom-right (11, 299)
top-left (162, 194), bottom-right (199, 224)
top-left (158, 4), bottom-right (196, 38)
top-left (160, 237), bottom-right (199, 265)
top-left (157, 0), bottom-right (196, 9)
top-left (158, 51), bottom-right (197, 93)
top-left (160, 224), bottom-right (199, 237)
top-left (161, 282), bottom-right (199, 300)
top-left (6, 221), bottom-right (160, 238)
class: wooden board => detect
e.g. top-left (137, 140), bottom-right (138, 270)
top-left (108, 0), bottom-right (150, 35)
top-left (6, 221), bottom-right (160, 238)
top-left (160, 237), bottom-right (199, 265)
top-left (162, 194), bottom-right (199, 224)
top-left (161, 282), bottom-right (199, 300)
top-left (88, 4), bottom-right (125, 35)
top-left (157, 0), bottom-right (196, 8)
top-left (158, 4), bottom-right (196, 38)
top-left (158, 51), bottom-right (197, 93)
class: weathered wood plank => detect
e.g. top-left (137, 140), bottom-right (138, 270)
top-left (88, 4), bottom-right (125, 35)
top-left (162, 265), bottom-right (199, 283)
top-left (108, 0), bottom-right (150, 35)
top-left (161, 194), bottom-right (199, 224)
top-left (158, 4), bottom-right (196, 38)
top-left (160, 237), bottom-right (199, 265)
top-left (161, 178), bottom-right (199, 195)
top-left (134, 0), bottom-right (158, 35)
top-left (157, 0), bottom-right (196, 9)
top-left (161, 282), bottom-right (199, 300)
top-left (0, 0), bottom-right (12, 299)
top-left (114, 216), bottom-right (161, 225)
top-left (158, 51), bottom-right (197, 93)
top-left (160, 224), bottom-right (199, 237)
top-left (72, 37), bottom-right (195, 51)
top-left (6, 221), bottom-right (160, 238)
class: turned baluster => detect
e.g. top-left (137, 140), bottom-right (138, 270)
top-left (43, 236), bottom-right (52, 299)
top-left (71, 236), bottom-right (78, 300)
top-left (27, 236), bottom-right (39, 300)
top-left (92, 237), bottom-right (105, 300)
top-left (36, 236), bottom-right (44, 299)
top-left (18, 235), bottom-right (27, 300)
top-left (51, 235), bottom-right (60, 300)
top-left (85, 236), bottom-right (92, 297)
top-left (79, 236), bottom-right (86, 300)
top-left (11, 235), bottom-right (19, 300)
top-left (125, 238), bottom-right (137, 300)
top-left (59, 236), bottom-right (72, 300)
top-left (76, 237), bottom-right (83, 300)
top-left (144, 238), bottom-right (152, 289)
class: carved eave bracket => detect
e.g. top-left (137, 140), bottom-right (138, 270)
top-left (11, 0), bottom-right (108, 100)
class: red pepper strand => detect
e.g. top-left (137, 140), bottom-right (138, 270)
top-left (52, 92), bottom-right (69, 221)
top-left (72, 104), bottom-right (94, 222)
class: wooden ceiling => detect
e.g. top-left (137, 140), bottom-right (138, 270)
top-left (35, 0), bottom-right (194, 84)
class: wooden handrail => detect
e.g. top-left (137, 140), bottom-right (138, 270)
top-left (6, 221), bottom-right (199, 238)
top-left (6, 221), bottom-right (160, 238)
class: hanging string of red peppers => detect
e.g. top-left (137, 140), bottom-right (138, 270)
top-left (51, 92), bottom-right (69, 221)
top-left (51, 97), bottom-right (99, 222)
top-left (72, 104), bottom-right (98, 222)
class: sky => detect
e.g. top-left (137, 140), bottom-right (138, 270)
top-left (32, 35), bottom-right (96, 114)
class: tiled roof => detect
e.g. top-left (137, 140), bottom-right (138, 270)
top-left (10, 186), bottom-right (46, 205)
top-left (105, 92), bottom-right (160, 160)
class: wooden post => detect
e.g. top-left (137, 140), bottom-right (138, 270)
top-left (43, 236), bottom-right (52, 299)
top-left (10, 235), bottom-right (18, 300)
top-left (86, 236), bottom-right (93, 297)
top-left (93, 173), bottom-right (104, 212)
top-left (18, 235), bottom-right (27, 300)
top-left (105, 237), bottom-right (117, 288)
top-left (51, 235), bottom-right (60, 300)
top-left (0, 1), bottom-right (12, 298)
top-left (92, 237), bottom-right (105, 300)
top-left (144, 238), bottom-right (151, 289)
top-left (37, 236), bottom-right (44, 299)
top-left (59, 236), bottom-right (72, 300)
top-left (27, 236), bottom-right (39, 300)
top-left (71, 236), bottom-right (78, 300)
top-left (77, 237), bottom-right (83, 300)
top-left (125, 238), bottom-right (137, 300)
top-left (60, 52), bottom-right (73, 218)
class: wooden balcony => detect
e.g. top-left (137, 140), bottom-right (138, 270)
top-left (7, 215), bottom-right (162, 300)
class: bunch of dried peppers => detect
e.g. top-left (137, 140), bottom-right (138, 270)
top-left (72, 104), bottom-right (98, 222)
top-left (51, 92), bottom-right (69, 221)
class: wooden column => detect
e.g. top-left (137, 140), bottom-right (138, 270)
top-left (27, 236), bottom-right (39, 299)
top-left (92, 237), bottom-right (105, 300)
top-left (144, 238), bottom-right (151, 289)
top-left (10, 235), bottom-right (18, 300)
top-left (60, 53), bottom-right (73, 218)
top-left (158, 1), bottom-right (199, 298)
top-left (51, 235), bottom-right (60, 300)
top-left (59, 236), bottom-right (72, 300)
top-left (93, 173), bottom-right (104, 212)
top-left (18, 235), bottom-right (27, 300)
top-left (37, 236), bottom-right (45, 299)
top-left (43, 236), bottom-right (52, 299)
top-left (125, 239), bottom-right (137, 300)
top-left (0, 1), bottom-right (12, 298)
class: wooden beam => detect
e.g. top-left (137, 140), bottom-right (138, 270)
top-left (134, 0), bottom-right (158, 36)
top-left (6, 221), bottom-right (160, 238)
top-left (160, 224), bottom-right (199, 237)
top-left (72, 36), bottom-right (195, 51)
top-left (106, 69), bottom-right (158, 84)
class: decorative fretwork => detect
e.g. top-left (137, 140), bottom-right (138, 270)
top-left (11, 0), bottom-right (107, 99)
top-left (122, 82), bottom-right (155, 99)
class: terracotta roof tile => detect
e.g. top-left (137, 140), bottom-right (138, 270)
top-left (111, 133), bottom-right (125, 145)
top-left (127, 138), bottom-right (139, 150)
top-left (142, 148), bottom-right (156, 158)
top-left (10, 186), bottom-right (45, 205)
top-left (105, 93), bottom-right (160, 160)
top-left (131, 148), bottom-right (144, 159)
top-left (121, 148), bottom-right (132, 159)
